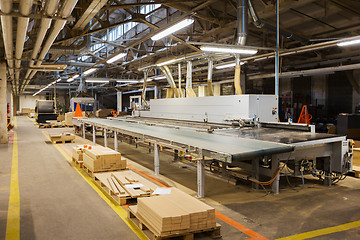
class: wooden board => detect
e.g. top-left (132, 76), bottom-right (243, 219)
top-left (128, 206), bottom-right (221, 240)
top-left (93, 170), bottom-right (160, 205)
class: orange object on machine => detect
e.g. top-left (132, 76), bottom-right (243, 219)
top-left (74, 103), bottom-right (83, 118)
top-left (111, 110), bottom-right (117, 117)
top-left (297, 105), bottom-right (312, 124)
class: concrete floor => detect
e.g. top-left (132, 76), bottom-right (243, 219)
top-left (1, 116), bottom-right (360, 239)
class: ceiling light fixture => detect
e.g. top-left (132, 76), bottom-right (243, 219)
top-left (215, 62), bottom-right (244, 69)
top-left (200, 46), bottom-right (258, 55)
top-left (67, 77), bottom-right (74, 82)
top-left (156, 58), bottom-right (178, 67)
top-left (151, 18), bottom-right (194, 41)
top-left (56, 78), bottom-right (62, 82)
top-left (337, 38), bottom-right (360, 47)
top-left (83, 68), bottom-right (97, 76)
top-left (106, 52), bottom-right (127, 64)
top-left (85, 79), bottom-right (109, 83)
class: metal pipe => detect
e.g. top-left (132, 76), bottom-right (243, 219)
top-left (178, 63), bottom-right (184, 97)
top-left (237, 0), bottom-right (248, 46)
top-left (21, 0), bottom-right (78, 93)
top-left (207, 60), bottom-right (214, 96)
top-left (186, 61), bottom-right (197, 97)
top-left (15, 0), bottom-right (33, 95)
top-left (248, 0), bottom-right (308, 43)
top-left (0, 0), bottom-right (14, 92)
top-left (141, 70), bottom-right (149, 106)
top-left (234, 0), bottom-right (247, 94)
top-left (160, 66), bottom-right (179, 98)
top-left (22, 0), bottom-right (60, 91)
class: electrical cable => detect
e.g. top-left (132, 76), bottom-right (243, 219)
top-left (248, 152), bottom-right (292, 186)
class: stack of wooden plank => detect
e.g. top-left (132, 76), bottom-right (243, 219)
top-left (83, 145), bottom-right (126, 173)
top-left (65, 112), bottom-right (75, 126)
top-left (94, 170), bottom-right (159, 204)
top-left (137, 197), bottom-right (190, 235)
top-left (49, 132), bottom-right (75, 144)
top-left (136, 187), bottom-right (217, 236)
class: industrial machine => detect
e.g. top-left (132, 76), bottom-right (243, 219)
top-left (70, 97), bottom-right (95, 117)
top-left (35, 100), bottom-right (57, 123)
top-left (74, 94), bottom-right (354, 197)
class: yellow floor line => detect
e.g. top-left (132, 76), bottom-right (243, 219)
top-left (6, 118), bottom-right (19, 240)
top-left (277, 220), bottom-right (360, 240)
top-left (41, 131), bottom-right (147, 240)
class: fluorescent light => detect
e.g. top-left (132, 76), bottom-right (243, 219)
top-left (200, 46), bottom-right (258, 55)
top-left (84, 68), bottom-right (97, 75)
top-left (106, 52), bottom-right (127, 64)
top-left (151, 19), bottom-right (194, 41)
top-left (72, 74), bottom-right (80, 79)
top-left (151, 75), bottom-right (167, 80)
top-left (215, 62), bottom-right (244, 69)
top-left (337, 39), bottom-right (360, 47)
top-left (85, 79), bottom-right (109, 83)
top-left (157, 58), bottom-right (178, 67)
top-left (67, 78), bottom-right (74, 82)
top-left (56, 78), bottom-right (62, 82)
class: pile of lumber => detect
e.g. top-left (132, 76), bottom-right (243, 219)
top-left (83, 145), bottom-right (126, 173)
top-left (48, 120), bottom-right (66, 128)
top-left (65, 112), bottom-right (75, 126)
top-left (136, 187), bottom-right (216, 236)
top-left (94, 170), bottom-right (159, 204)
top-left (95, 109), bottom-right (114, 118)
top-left (49, 132), bottom-right (75, 144)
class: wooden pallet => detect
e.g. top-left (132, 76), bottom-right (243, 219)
top-left (72, 157), bottom-right (83, 168)
top-left (128, 206), bottom-right (221, 240)
top-left (52, 139), bottom-right (74, 144)
top-left (38, 123), bottom-right (51, 128)
top-left (82, 165), bottom-right (125, 178)
top-left (93, 174), bottom-right (132, 205)
top-left (92, 170), bottom-right (159, 205)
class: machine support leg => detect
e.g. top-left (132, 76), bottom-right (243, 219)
top-left (272, 174), bottom-right (280, 194)
top-left (174, 149), bottom-right (179, 162)
top-left (149, 142), bottom-right (153, 153)
top-left (154, 143), bottom-right (160, 175)
top-left (92, 125), bottom-right (96, 144)
top-left (197, 157), bottom-right (205, 198)
top-left (252, 158), bottom-right (260, 190)
top-left (82, 123), bottom-right (85, 139)
top-left (104, 129), bottom-right (107, 148)
top-left (114, 132), bottom-right (118, 152)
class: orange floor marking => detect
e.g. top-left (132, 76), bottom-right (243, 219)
top-left (69, 133), bottom-right (268, 240)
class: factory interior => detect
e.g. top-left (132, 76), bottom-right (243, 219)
top-left (1, 0), bottom-right (360, 239)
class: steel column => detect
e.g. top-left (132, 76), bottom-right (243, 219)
top-left (0, 63), bottom-right (7, 144)
top-left (92, 125), bottom-right (96, 144)
top-left (197, 156), bottom-right (205, 198)
top-left (114, 131), bottom-right (118, 152)
top-left (154, 143), bottom-right (159, 175)
top-left (82, 123), bottom-right (85, 139)
top-left (104, 129), bottom-right (107, 147)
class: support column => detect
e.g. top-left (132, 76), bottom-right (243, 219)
top-left (82, 123), bottom-right (85, 139)
top-left (271, 158), bottom-right (280, 194)
top-left (104, 129), bottom-right (107, 147)
top-left (114, 132), bottom-right (118, 152)
top-left (92, 125), bottom-right (96, 144)
top-left (0, 62), bottom-right (7, 144)
top-left (197, 156), bottom-right (205, 198)
top-left (117, 91), bottom-right (122, 113)
top-left (154, 143), bottom-right (160, 175)
top-left (252, 158), bottom-right (260, 190)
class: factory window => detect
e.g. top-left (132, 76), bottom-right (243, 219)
top-left (78, 4), bottom-right (160, 62)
